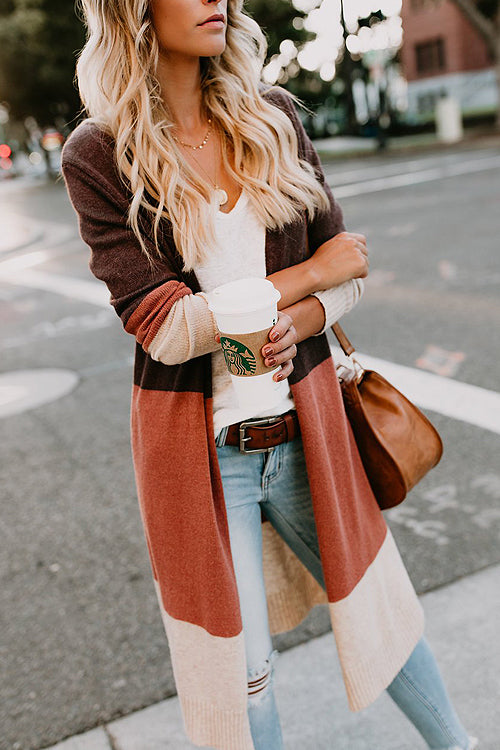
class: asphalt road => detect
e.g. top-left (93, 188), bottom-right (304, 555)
top-left (1, 141), bottom-right (499, 750)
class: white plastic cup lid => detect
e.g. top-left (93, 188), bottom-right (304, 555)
top-left (207, 277), bottom-right (281, 316)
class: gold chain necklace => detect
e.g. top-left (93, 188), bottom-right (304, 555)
top-left (172, 118), bottom-right (212, 150)
top-left (176, 125), bottom-right (228, 208)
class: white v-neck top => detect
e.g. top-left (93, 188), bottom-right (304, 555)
top-left (192, 189), bottom-right (364, 440)
top-left (194, 190), bottom-right (296, 439)
top-left (148, 188), bottom-right (364, 441)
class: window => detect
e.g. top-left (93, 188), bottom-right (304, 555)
top-left (417, 89), bottom-right (447, 114)
top-left (415, 38), bottom-right (446, 75)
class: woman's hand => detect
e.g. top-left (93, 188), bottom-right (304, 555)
top-left (214, 311), bottom-right (298, 382)
top-left (307, 231), bottom-right (369, 290)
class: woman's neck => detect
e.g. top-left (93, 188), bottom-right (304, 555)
top-left (156, 53), bottom-right (207, 136)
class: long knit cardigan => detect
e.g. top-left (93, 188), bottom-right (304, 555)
top-left (61, 86), bottom-right (424, 750)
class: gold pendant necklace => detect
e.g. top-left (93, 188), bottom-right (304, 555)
top-left (178, 125), bottom-right (228, 208)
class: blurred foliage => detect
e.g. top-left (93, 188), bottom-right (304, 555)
top-left (0, 0), bottom-right (85, 126)
top-left (476, 0), bottom-right (498, 18)
top-left (244, 0), bottom-right (310, 56)
top-left (0, 0), bottom-right (329, 127)
top-left (244, 0), bottom-right (337, 108)
top-left (0, 0), bottom-right (362, 128)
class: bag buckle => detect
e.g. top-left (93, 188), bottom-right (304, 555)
top-left (239, 416), bottom-right (283, 454)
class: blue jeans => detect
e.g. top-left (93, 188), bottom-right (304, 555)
top-left (215, 422), bottom-right (473, 750)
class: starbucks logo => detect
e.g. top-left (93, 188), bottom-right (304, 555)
top-left (220, 336), bottom-right (257, 376)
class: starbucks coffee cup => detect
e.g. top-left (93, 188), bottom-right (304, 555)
top-left (207, 277), bottom-right (290, 411)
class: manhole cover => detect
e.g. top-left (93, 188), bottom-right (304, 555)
top-left (0, 369), bottom-right (79, 418)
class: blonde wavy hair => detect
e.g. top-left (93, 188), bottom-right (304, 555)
top-left (75, 0), bottom-right (330, 272)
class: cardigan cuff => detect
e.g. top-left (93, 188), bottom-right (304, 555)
top-left (311, 278), bottom-right (364, 336)
top-left (148, 291), bottom-right (220, 366)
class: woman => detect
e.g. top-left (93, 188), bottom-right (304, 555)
top-left (62, 1), bottom-right (477, 748)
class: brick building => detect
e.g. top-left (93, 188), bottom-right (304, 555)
top-left (400, 0), bottom-right (497, 122)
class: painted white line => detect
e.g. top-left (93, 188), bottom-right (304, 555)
top-left (331, 155), bottom-right (500, 198)
top-left (323, 151), bottom-right (491, 185)
top-left (0, 369), bottom-right (79, 419)
top-left (0, 249), bottom-right (59, 272)
top-left (0, 310), bottom-right (115, 350)
top-left (331, 345), bottom-right (500, 436)
top-left (0, 268), bottom-right (110, 307)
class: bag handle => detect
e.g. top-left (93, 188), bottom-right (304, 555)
top-left (330, 321), bottom-right (355, 357)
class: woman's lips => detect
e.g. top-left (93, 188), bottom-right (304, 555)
top-left (199, 19), bottom-right (225, 27)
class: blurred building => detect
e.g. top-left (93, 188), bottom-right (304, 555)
top-left (400, 0), bottom-right (497, 123)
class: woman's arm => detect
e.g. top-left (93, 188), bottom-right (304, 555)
top-left (266, 258), bottom-right (318, 309)
top-left (267, 233), bottom-right (367, 310)
top-left (61, 135), bottom-right (221, 366)
top-left (281, 294), bottom-right (326, 342)
top-left (280, 278), bottom-right (364, 344)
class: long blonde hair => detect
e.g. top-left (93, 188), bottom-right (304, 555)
top-left (75, 0), bottom-right (330, 272)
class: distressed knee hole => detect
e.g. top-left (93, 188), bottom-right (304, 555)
top-left (247, 649), bottom-right (279, 702)
top-left (248, 665), bottom-right (272, 698)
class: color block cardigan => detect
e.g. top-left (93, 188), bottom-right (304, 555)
top-left (61, 86), bottom-right (424, 750)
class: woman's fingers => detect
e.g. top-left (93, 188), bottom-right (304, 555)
top-left (349, 232), bottom-right (367, 244)
top-left (268, 311), bottom-right (294, 344)
top-left (262, 312), bottom-right (298, 367)
top-left (274, 359), bottom-right (294, 381)
top-left (264, 342), bottom-right (297, 368)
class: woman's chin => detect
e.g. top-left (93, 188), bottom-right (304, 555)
top-left (198, 41), bottom-right (226, 57)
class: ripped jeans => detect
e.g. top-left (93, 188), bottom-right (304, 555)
top-left (215, 423), bottom-right (474, 750)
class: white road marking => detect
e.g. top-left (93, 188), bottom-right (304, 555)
top-left (331, 345), bottom-right (500, 436)
top-left (0, 310), bottom-right (115, 350)
top-left (0, 268), bottom-right (110, 307)
top-left (331, 155), bottom-right (500, 198)
top-left (415, 344), bottom-right (465, 378)
top-left (0, 369), bottom-right (79, 419)
top-left (386, 222), bottom-right (418, 237)
top-left (324, 152), bottom-right (478, 184)
top-left (0, 248), bottom-right (63, 271)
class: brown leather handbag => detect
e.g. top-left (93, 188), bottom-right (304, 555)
top-left (331, 322), bottom-right (444, 510)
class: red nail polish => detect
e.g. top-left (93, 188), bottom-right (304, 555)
top-left (271, 332), bottom-right (280, 341)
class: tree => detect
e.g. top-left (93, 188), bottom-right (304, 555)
top-left (245, 0), bottom-right (310, 59)
top-left (0, 0), bottom-right (85, 126)
top-left (449, 0), bottom-right (500, 127)
top-left (245, 0), bottom-right (325, 106)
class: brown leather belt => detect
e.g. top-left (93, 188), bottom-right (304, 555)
top-left (224, 409), bottom-right (300, 454)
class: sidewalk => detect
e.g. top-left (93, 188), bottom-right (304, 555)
top-left (312, 128), bottom-right (500, 159)
top-left (43, 562), bottom-right (499, 750)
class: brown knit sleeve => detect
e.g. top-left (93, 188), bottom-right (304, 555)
top-left (61, 125), bottom-right (218, 361)
top-left (263, 87), bottom-right (346, 253)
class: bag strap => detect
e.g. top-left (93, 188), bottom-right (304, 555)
top-left (304, 231), bottom-right (357, 357)
top-left (330, 321), bottom-right (356, 357)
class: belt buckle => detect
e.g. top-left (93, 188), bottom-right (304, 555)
top-left (239, 416), bottom-right (283, 454)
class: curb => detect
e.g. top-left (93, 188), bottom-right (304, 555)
top-left (314, 131), bottom-right (500, 161)
top-left (38, 562), bottom-right (500, 750)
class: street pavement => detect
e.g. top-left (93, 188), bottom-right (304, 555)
top-left (1, 137), bottom-right (499, 750)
